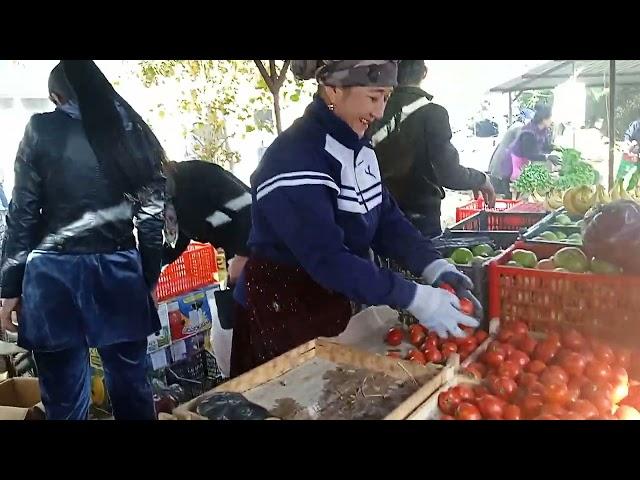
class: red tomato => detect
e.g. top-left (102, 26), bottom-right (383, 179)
top-left (406, 349), bottom-right (426, 365)
top-left (474, 330), bottom-right (489, 344)
top-left (409, 323), bottom-right (427, 335)
top-left (501, 342), bottom-right (516, 358)
top-left (594, 344), bottom-right (616, 365)
top-left (465, 365), bottom-right (483, 381)
top-left (528, 381), bottom-right (547, 396)
top-left (440, 414), bottom-right (456, 420)
top-left (421, 337), bottom-right (439, 352)
top-left (533, 340), bottom-right (559, 363)
top-left (440, 343), bottom-right (458, 361)
top-left (585, 360), bottom-right (612, 385)
top-left (409, 327), bottom-right (426, 347)
top-left (455, 402), bottom-right (482, 420)
top-left (526, 360), bottom-right (547, 374)
top-left (498, 360), bottom-right (521, 379)
top-left (439, 283), bottom-right (456, 294)
top-left (543, 382), bottom-right (570, 406)
top-left (521, 394), bottom-right (544, 419)
top-left (473, 385), bottom-right (490, 398)
top-left (559, 352), bottom-right (587, 377)
top-left (487, 341), bottom-right (507, 356)
top-left (386, 351), bottom-right (402, 358)
top-left (508, 350), bottom-right (531, 368)
top-left (502, 404), bottom-right (522, 420)
top-left (546, 331), bottom-right (562, 349)
top-left (459, 298), bottom-right (474, 316)
top-left (589, 393), bottom-right (613, 415)
top-left (610, 365), bottom-right (629, 386)
top-left (427, 331), bottom-right (439, 341)
top-left (492, 376), bottom-right (518, 401)
top-left (477, 394), bottom-right (504, 420)
top-left (438, 388), bottom-right (461, 415)
top-left (424, 348), bottom-right (443, 364)
top-left (615, 348), bottom-right (632, 369)
top-left (540, 366), bottom-right (569, 386)
top-left (540, 403), bottom-right (568, 417)
top-left (385, 327), bottom-right (404, 346)
top-left (570, 399), bottom-right (599, 419)
top-left (508, 321), bottom-right (529, 337)
top-left (615, 405), bottom-right (640, 420)
top-left (534, 414), bottom-right (559, 420)
top-left (458, 341), bottom-right (478, 358)
top-left (566, 378), bottom-right (583, 403)
top-left (451, 385), bottom-right (475, 403)
top-left (518, 372), bottom-right (539, 388)
top-left (497, 328), bottom-right (515, 343)
top-left (458, 335), bottom-right (478, 351)
top-left (515, 335), bottom-right (537, 356)
top-left (561, 328), bottom-right (586, 351)
top-left (562, 411), bottom-right (586, 420)
top-left (482, 351), bottom-right (505, 369)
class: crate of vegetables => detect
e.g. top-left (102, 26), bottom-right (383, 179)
top-left (419, 319), bottom-right (640, 420)
top-left (437, 234), bottom-right (520, 328)
top-left (172, 337), bottom-right (456, 420)
top-left (488, 241), bottom-right (640, 350)
top-left (524, 209), bottom-right (584, 246)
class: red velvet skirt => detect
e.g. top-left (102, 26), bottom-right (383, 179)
top-left (230, 257), bottom-right (352, 377)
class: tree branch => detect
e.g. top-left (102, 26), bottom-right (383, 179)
top-left (254, 60), bottom-right (275, 94)
top-left (274, 60), bottom-right (291, 91)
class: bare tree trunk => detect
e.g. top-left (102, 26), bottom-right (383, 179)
top-left (254, 60), bottom-right (292, 135)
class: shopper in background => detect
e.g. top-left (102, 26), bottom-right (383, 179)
top-left (162, 159), bottom-right (252, 378)
top-left (501, 103), bottom-right (560, 183)
top-left (369, 60), bottom-right (495, 238)
top-left (230, 60), bottom-right (480, 377)
top-left (162, 159), bottom-right (251, 283)
top-left (0, 61), bottom-right (166, 420)
top-left (488, 108), bottom-right (535, 196)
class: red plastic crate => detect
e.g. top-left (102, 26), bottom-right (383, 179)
top-left (455, 198), bottom-right (523, 222)
top-left (451, 210), bottom-right (546, 233)
top-left (155, 242), bottom-right (218, 302)
top-left (488, 241), bottom-right (640, 348)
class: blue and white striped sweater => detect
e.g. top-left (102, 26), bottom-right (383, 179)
top-left (237, 97), bottom-right (441, 309)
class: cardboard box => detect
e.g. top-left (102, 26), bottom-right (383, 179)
top-left (0, 378), bottom-right (45, 420)
top-left (147, 302), bottom-right (172, 354)
top-left (167, 289), bottom-right (213, 341)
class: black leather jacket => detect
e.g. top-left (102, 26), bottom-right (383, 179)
top-left (0, 110), bottom-right (165, 298)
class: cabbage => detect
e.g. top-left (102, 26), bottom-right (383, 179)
top-left (583, 200), bottom-right (640, 274)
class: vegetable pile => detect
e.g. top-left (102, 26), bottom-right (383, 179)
top-left (385, 284), bottom-right (487, 365)
top-left (437, 321), bottom-right (640, 420)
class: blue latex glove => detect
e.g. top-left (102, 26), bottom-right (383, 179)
top-left (422, 259), bottom-right (484, 321)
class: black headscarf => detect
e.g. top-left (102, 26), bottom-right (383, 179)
top-left (60, 60), bottom-right (168, 197)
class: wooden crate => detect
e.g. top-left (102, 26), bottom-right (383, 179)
top-left (173, 338), bottom-right (456, 420)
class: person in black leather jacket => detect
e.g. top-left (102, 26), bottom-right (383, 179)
top-left (0, 61), bottom-right (166, 420)
top-left (162, 160), bottom-right (251, 284)
top-left (369, 60), bottom-right (495, 238)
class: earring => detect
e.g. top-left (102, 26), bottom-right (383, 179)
top-left (328, 103), bottom-right (335, 112)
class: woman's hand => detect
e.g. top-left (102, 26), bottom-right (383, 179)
top-left (0, 298), bottom-right (21, 335)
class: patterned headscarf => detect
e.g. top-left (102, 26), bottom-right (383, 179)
top-left (291, 60), bottom-right (399, 87)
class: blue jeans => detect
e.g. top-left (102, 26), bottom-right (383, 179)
top-left (33, 340), bottom-right (155, 420)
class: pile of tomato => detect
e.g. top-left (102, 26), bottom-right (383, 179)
top-left (437, 321), bottom-right (640, 420)
top-left (385, 323), bottom-right (488, 366)
top-left (384, 282), bottom-right (487, 366)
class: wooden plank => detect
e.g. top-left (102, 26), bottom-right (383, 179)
top-left (316, 338), bottom-right (441, 380)
top-left (386, 366), bottom-right (457, 420)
